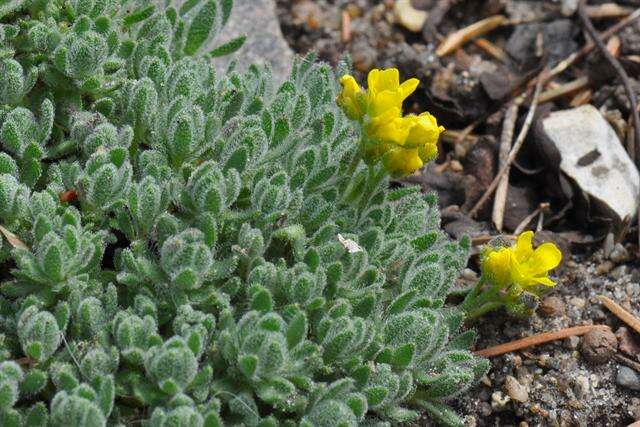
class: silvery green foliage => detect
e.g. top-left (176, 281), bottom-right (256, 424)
top-left (0, 0), bottom-right (487, 425)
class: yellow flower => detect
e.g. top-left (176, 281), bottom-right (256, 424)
top-left (378, 113), bottom-right (443, 176)
top-left (338, 75), bottom-right (364, 120)
top-left (337, 68), bottom-right (444, 176)
top-left (510, 231), bottom-right (562, 287)
top-left (405, 112), bottom-right (444, 149)
top-left (482, 231), bottom-right (562, 292)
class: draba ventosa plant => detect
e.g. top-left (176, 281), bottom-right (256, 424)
top-left (0, 0), bottom-right (521, 426)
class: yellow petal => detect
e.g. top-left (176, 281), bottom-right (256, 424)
top-left (373, 117), bottom-right (411, 145)
top-left (530, 275), bottom-right (556, 286)
top-left (368, 90), bottom-right (403, 117)
top-left (530, 242), bottom-right (562, 274)
top-left (514, 231), bottom-right (534, 263)
top-left (368, 68), bottom-right (400, 93)
top-left (482, 248), bottom-right (512, 288)
top-left (340, 75), bottom-right (360, 93)
top-left (338, 75), bottom-right (364, 120)
top-left (399, 78), bottom-right (420, 100)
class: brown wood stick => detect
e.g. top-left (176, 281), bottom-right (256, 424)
top-left (513, 202), bottom-right (550, 235)
top-left (537, 76), bottom-right (590, 104)
top-left (436, 15), bottom-right (507, 56)
top-left (341, 10), bottom-right (351, 43)
top-left (492, 103), bottom-right (518, 231)
top-left (579, 1), bottom-right (640, 171)
top-left (598, 295), bottom-right (640, 334)
top-left (586, 3), bottom-right (633, 19)
top-left (475, 325), bottom-right (611, 357)
top-left (474, 38), bottom-right (510, 63)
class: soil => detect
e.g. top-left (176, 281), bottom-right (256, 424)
top-left (274, 1), bottom-right (640, 425)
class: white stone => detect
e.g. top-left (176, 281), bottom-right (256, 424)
top-left (541, 105), bottom-right (640, 222)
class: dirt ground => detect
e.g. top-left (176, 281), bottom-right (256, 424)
top-left (275, 1), bottom-right (640, 425)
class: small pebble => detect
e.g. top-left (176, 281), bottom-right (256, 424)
top-left (461, 268), bottom-right (478, 281)
top-left (564, 335), bottom-right (580, 349)
top-left (616, 365), bottom-right (640, 391)
top-left (393, 0), bottom-right (427, 32)
top-left (480, 402), bottom-right (492, 417)
top-left (491, 391), bottom-right (510, 410)
top-left (573, 375), bottom-right (590, 399)
top-left (610, 265), bottom-right (628, 280)
top-left (480, 375), bottom-right (492, 387)
top-left (580, 328), bottom-right (617, 364)
top-left (616, 327), bottom-right (640, 357)
top-left (610, 243), bottom-right (630, 263)
top-left (596, 260), bottom-right (614, 275)
top-left (504, 375), bottom-right (529, 403)
top-left (561, 0), bottom-right (579, 16)
top-left (568, 297), bottom-right (586, 309)
top-left (539, 296), bottom-right (566, 317)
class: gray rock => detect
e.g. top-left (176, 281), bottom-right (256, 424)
top-left (213, 0), bottom-right (293, 80)
top-left (616, 365), bottom-right (640, 391)
top-left (539, 105), bottom-right (640, 223)
top-left (170, 0), bottom-right (294, 81)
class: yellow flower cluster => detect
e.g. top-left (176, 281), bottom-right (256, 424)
top-left (482, 231), bottom-right (562, 295)
top-left (337, 68), bottom-right (444, 176)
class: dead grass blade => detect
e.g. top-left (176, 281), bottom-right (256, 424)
top-left (0, 225), bottom-right (28, 250)
top-left (436, 15), bottom-right (507, 56)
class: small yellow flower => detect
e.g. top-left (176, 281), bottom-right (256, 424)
top-left (482, 231), bottom-right (562, 293)
top-left (510, 231), bottom-right (562, 287)
top-left (337, 68), bottom-right (443, 176)
top-left (405, 112), bottom-right (444, 149)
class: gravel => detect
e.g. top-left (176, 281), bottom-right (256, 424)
top-left (617, 366), bottom-right (640, 391)
top-left (457, 250), bottom-right (640, 426)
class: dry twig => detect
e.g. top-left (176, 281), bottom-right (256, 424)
top-left (341, 10), bottom-right (351, 43)
top-left (570, 89), bottom-right (593, 107)
top-left (616, 354), bottom-right (640, 373)
top-left (436, 15), bottom-right (507, 56)
top-left (474, 38), bottom-right (510, 63)
top-left (578, 2), bottom-right (640, 163)
top-left (597, 295), bottom-right (640, 334)
top-left (586, 3), bottom-right (633, 19)
top-left (513, 203), bottom-right (550, 235)
top-left (475, 325), bottom-right (611, 357)
top-left (469, 69), bottom-right (546, 218)
top-left (492, 103), bottom-right (519, 231)
top-left (537, 76), bottom-right (590, 104)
